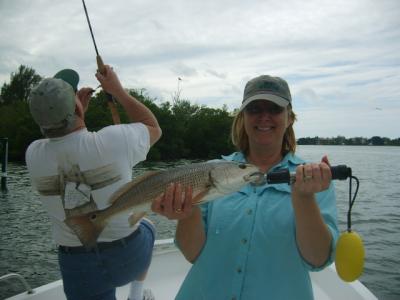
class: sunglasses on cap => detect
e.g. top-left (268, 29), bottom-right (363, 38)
top-left (244, 101), bottom-right (285, 115)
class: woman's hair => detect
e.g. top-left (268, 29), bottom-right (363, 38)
top-left (231, 105), bottom-right (297, 156)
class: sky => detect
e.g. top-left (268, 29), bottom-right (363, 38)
top-left (0, 0), bottom-right (399, 138)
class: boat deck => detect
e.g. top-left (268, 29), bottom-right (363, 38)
top-left (5, 240), bottom-right (377, 300)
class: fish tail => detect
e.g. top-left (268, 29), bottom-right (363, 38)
top-left (64, 213), bottom-right (106, 250)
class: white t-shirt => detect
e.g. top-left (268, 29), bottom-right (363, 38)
top-left (25, 123), bottom-right (150, 246)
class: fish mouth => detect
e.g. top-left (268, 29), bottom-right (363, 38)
top-left (244, 171), bottom-right (266, 186)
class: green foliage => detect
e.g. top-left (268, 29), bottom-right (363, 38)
top-left (184, 106), bottom-right (234, 158)
top-left (85, 91), bottom-right (116, 130)
top-left (297, 136), bottom-right (400, 146)
top-left (0, 101), bottom-right (41, 160)
top-left (0, 65), bottom-right (42, 105)
top-left (1, 65), bottom-right (399, 161)
top-left (370, 136), bottom-right (384, 146)
top-left (0, 65), bottom-right (43, 160)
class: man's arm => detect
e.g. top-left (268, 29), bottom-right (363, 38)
top-left (95, 65), bottom-right (162, 146)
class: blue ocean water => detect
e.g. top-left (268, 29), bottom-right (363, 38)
top-left (0, 146), bottom-right (399, 299)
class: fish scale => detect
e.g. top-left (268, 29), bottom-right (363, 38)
top-left (108, 162), bottom-right (215, 214)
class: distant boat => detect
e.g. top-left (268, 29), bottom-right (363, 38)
top-left (3, 239), bottom-right (377, 300)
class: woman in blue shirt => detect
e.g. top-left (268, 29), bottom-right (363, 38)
top-left (152, 75), bottom-right (339, 300)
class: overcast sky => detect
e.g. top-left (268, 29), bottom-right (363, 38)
top-left (1, 0), bottom-right (399, 138)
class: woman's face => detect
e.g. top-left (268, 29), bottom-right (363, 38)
top-left (243, 100), bottom-right (292, 150)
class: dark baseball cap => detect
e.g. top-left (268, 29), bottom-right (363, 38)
top-left (240, 75), bottom-right (292, 111)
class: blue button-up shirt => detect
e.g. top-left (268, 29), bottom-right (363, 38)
top-left (176, 152), bottom-right (339, 300)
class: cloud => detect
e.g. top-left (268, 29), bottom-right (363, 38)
top-left (1, 0), bottom-right (399, 138)
top-left (205, 69), bottom-right (227, 79)
top-left (295, 88), bottom-right (321, 108)
top-left (170, 62), bottom-right (198, 77)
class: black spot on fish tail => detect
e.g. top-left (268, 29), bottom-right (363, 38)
top-left (64, 213), bottom-right (105, 250)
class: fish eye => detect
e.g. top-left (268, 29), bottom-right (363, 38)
top-left (238, 164), bottom-right (246, 169)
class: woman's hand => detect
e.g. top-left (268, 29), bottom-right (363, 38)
top-left (153, 183), bottom-right (206, 262)
top-left (151, 183), bottom-right (195, 220)
top-left (291, 155), bottom-right (334, 266)
top-left (292, 155), bottom-right (332, 199)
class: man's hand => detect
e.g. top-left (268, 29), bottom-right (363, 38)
top-left (77, 87), bottom-right (93, 113)
top-left (95, 65), bottom-right (124, 97)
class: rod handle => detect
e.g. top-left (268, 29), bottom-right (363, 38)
top-left (266, 169), bottom-right (290, 184)
top-left (96, 55), bottom-right (106, 74)
top-left (266, 165), bottom-right (352, 184)
top-left (331, 165), bottom-right (352, 180)
top-left (96, 55), bottom-right (121, 124)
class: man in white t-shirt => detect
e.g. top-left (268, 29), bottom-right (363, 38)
top-left (26, 66), bottom-right (162, 300)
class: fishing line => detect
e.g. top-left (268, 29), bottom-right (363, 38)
top-left (347, 175), bottom-right (360, 231)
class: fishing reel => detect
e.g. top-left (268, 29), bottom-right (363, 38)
top-left (266, 165), bottom-right (364, 282)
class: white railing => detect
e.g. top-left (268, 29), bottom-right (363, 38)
top-left (0, 273), bottom-right (34, 295)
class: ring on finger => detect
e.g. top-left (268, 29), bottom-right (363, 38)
top-left (175, 208), bottom-right (182, 214)
top-left (303, 175), bottom-right (313, 181)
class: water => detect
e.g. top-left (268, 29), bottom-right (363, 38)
top-left (0, 146), bottom-right (399, 299)
top-left (298, 146), bottom-right (400, 300)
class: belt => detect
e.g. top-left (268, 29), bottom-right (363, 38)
top-left (59, 227), bottom-right (141, 254)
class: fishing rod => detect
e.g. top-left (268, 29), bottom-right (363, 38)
top-left (81, 0), bottom-right (121, 124)
top-left (266, 164), bottom-right (364, 283)
top-left (266, 164), bottom-right (351, 184)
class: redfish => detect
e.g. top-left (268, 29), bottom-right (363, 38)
top-left (65, 161), bottom-right (263, 249)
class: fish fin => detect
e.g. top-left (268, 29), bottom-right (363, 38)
top-left (192, 188), bottom-right (211, 205)
top-left (108, 171), bottom-right (160, 205)
top-left (64, 198), bottom-right (98, 218)
top-left (64, 212), bottom-right (106, 250)
top-left (128, 211), bottom-right (146, 226)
